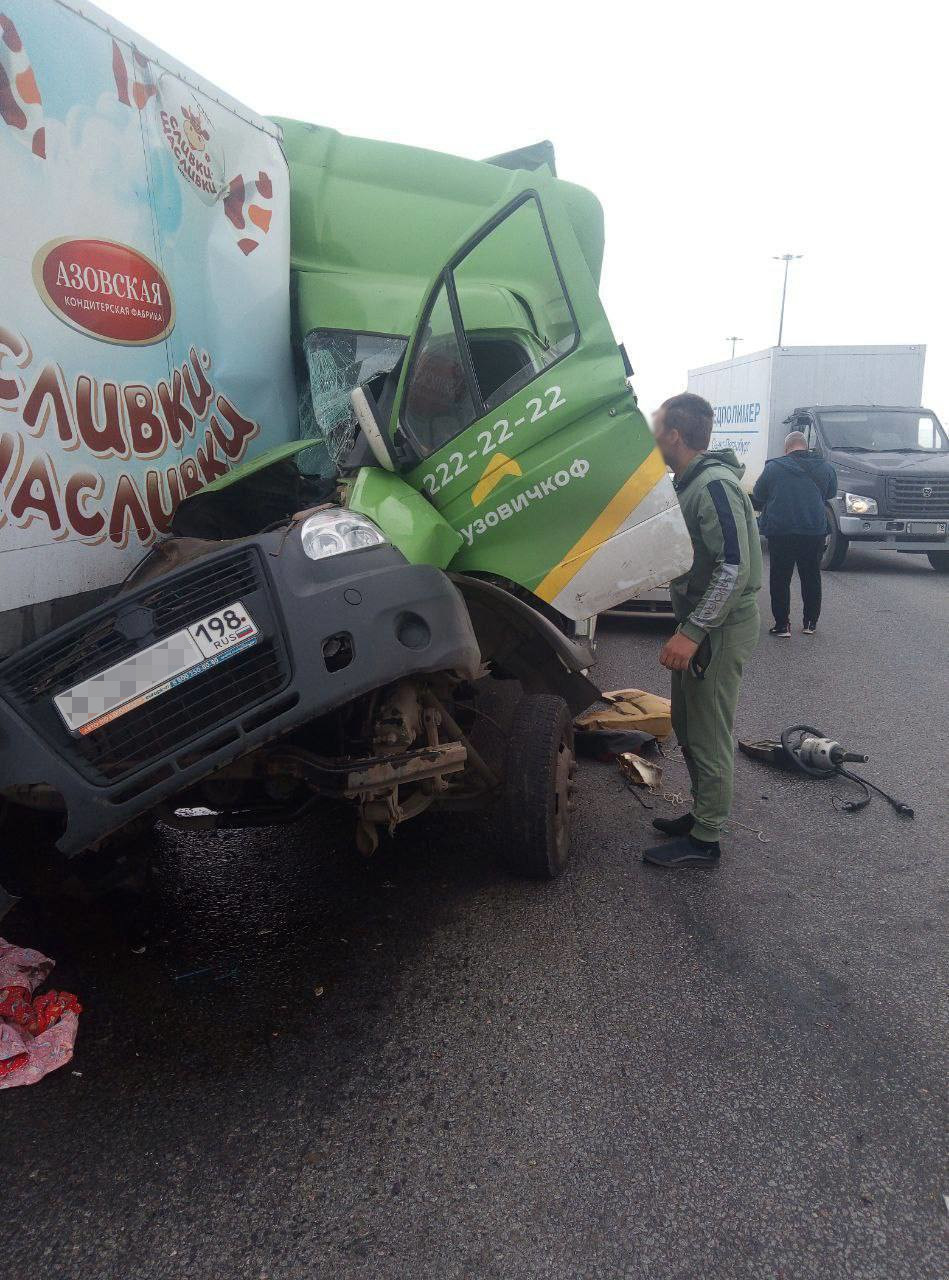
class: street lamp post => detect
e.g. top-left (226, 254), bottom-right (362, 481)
top-left (726, 336), bottom-right (742, 360)
top-left (773, 254), bottom-right (802, 346)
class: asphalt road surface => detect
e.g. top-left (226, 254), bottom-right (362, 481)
top-left (2, 544), bottom-right (946, 1280)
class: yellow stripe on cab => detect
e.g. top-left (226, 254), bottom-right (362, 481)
top-left (534, 449), bottom-right (668, 603)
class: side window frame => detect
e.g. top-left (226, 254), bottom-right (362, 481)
top-left (806, 415), bottom-right (823, 449)
top-left (398, 191), bottom-right (581, 461)
top-left (444, 268), bottom-right (485, 424)
top-left (790, 414), bottom-right (814, 448)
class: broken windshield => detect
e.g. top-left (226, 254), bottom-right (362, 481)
top-left (818, 410), bottom-right (948, 452)
top-left (298, 330), bottom-right (407, 477)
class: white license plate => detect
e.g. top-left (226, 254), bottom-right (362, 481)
top-left (54, 602), bottom-right (258, 736)
top-left (905, 521), bottom-right (947, 535)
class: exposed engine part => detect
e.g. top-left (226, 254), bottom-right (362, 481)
top-left (344, 742), bottom-right (466, 796)
top-left (421, 691), bottom-right (500, 790)
top-left (372, 682), bottom-right (423, 753)
top-left (353, 705), bottom-right (472, 854)
top-left (355, 786), bottom-right (436, 855)
top-left (156, 681), bottom-right (501, 855)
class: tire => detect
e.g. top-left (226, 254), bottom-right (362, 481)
top-left (822, 511), bottom-right (849, 570)
top-left (501, 693), bottom-right (576, 880)
top-left (927, 551), bottom-right (949, 572)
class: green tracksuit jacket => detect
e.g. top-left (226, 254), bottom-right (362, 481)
top-left (668, 450), bottom-right (762, 843)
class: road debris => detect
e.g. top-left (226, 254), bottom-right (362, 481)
top-left (576, 689), bottom-right (672, 740)
top-left (0, 938), bottom-right (82, 1089)
top-left (575, 727), bottom-right (659, 762)
top-left (575, 688), bottom-right (671, 764)
top-left (617, 752), bottom-right (663, 791)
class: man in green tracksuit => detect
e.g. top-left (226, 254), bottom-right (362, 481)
top-left (642, 393), bottom-right (761, 868)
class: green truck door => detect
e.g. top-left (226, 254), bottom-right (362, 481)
top-left (390, 180), bottom-right (690, 619)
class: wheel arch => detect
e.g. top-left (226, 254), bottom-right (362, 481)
top-left (450, 573), bottom-right (600, 715)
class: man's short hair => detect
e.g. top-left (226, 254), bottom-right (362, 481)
top-left (784, 430), bottom-right (808, 452)
top-left (661, 393), bottom-right (714, 450)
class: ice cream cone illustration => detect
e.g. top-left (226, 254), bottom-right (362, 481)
top-left (0, 13), bottom-right (46, 158)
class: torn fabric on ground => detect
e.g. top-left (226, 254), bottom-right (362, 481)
top-left (0, 939), bottom-right (81, 1089)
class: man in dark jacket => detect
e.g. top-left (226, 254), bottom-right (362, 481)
top-left (752, 432), bottom-right (837, 636)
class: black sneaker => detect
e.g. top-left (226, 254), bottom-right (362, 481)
top-left (642, 835), bottom-right (721, 867)
top-left (651, 812), bottom-right (695, 837)
top-left (802, 621), bottom-right (816, 635)
top-left (769, 623), bottom-right (791, 638)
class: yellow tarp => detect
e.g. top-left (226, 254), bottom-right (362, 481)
top-left (575, 689), bottom-right (673, 740)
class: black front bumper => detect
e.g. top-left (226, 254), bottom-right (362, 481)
top-left (0, 534), bottom-right (480, 854)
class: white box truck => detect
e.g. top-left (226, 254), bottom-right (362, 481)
top-left (0, 0), bottom-right (300, 657)
top-left (688, 345), bottom-right (926, 488)
top-left (688, 345), bottom-right (949, 571)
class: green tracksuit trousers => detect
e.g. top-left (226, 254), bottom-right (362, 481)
top-left (670, 610), bottom-right (760, 844)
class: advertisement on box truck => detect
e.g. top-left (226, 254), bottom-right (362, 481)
top-left (688, 345), bottom-right (926, 490)
top-left (0, 0), bottom-right (298, 649)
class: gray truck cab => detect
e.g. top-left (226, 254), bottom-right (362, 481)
top-left (786, 405), bottom-right (949, 571)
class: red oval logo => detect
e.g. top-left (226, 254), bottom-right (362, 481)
top-left (33, 238), bottom-right (175, 346)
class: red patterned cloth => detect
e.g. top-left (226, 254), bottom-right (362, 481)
top-left (0, 940), bottom-right (82, 1088)
top-left (0, 985), bottom-right (82, 1035)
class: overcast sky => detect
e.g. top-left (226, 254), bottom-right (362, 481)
top-left (112, 0), bottom-right (946, 419)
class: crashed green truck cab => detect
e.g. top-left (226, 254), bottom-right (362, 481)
top-left (1, 123), bottom-right (691, 879)
top-left (229, 120), bottom-right (691, 612)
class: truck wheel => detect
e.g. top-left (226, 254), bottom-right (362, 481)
top-left (822, 514), bottom-right (849, 570)
top-left (502, 694), bottom-right (576, 880)
top-left (927, 552), bottom-right (949, 573)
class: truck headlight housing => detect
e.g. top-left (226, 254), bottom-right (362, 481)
top-left (299, 509), bottom-right (388, 560)
top-left (843, 493), bottom-right (878, 516)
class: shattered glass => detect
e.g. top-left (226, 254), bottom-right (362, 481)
top-left (297, 331), bottom-right (407, 477)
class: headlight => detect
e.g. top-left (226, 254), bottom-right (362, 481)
top-left (299, 509), bottom-right (388, 560)
top-left (843, 492), bottom-right (878, 516)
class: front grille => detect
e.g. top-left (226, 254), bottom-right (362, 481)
top-left (0, 546), bottom-right (291, 786)
top-left (885, 476), bottom-right (949, 518)
top-left (75, 640), bottom-right (285, 781)
top-left (4, 550), bottom-right (261, 703)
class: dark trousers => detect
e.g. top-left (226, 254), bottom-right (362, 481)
top-left (768, 534), bottom-right (825, 626)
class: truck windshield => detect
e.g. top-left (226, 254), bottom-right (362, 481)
top-left (299, 330), bottom-right (407, 476)
top-left (818, 410), bottom-right (948, 452)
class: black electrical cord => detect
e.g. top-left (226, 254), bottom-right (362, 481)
top-left (779, 724), bottom-right (914, 818)
top-left (830, 770), bottom-right (872, 815)
top-left (836, 768), bottom-right (915, 817)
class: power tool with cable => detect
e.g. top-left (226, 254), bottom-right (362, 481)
top-left (739, 724), bottom-right (915, 817)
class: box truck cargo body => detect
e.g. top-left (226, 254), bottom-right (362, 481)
top-left (0, 0), bottom-right (299, 656)
top-left (688, 345), bottom-right (926, 490)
